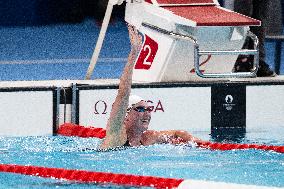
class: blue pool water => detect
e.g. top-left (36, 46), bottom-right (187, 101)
top-left (0, 127), bottom-right (283, 189)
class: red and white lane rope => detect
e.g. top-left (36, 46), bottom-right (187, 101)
top-left (196, 141), bottom-right (284, 153)
top-left (0, 164), bottom-right (283, 189)
top-left (0, 164), bottom-right (282, 189)
top-left (0, 164), bottom-right (182, 188)
top-left (57, 123), bottom-right (106, 139)
top-left (57, 123), bottom-right (284, 154)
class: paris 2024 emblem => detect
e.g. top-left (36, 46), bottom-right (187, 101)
top-left (223, 95), bottom-right (236, 111)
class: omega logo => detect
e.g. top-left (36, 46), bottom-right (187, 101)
top-left (147, 100), bottom-right (164, 112)
top-left (93, 100), bottom-right (165, 115)
top-left (94, 100), bottom-right (107, 114)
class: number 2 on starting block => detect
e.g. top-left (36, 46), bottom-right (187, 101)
top-left (135, 34), bottom-right (158, 70)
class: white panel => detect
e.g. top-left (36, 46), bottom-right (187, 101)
top-left (79, 89), bottom-right (117, 128)
top-left (247, 85), bottom-right (284, 130)
top-left (0, 91), bottom-right (53, 136)
top-left (178, 179), bottom-right (280, 189)
top-left (59, 104), bottom-right (72, 125)
top-left (132, 26), bottom-right (175, 82)
top-left (79, 87), bottom-right (211, 132)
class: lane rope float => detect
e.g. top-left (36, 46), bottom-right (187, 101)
top-left (57, 123), bottom-right (106, 139)
top-left (0, 164), bottom-right (183, 188)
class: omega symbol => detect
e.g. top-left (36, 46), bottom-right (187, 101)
top-left (94, 100), bottom-right (107, 114)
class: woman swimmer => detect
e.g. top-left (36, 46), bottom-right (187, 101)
top-left (98, 25), bottom-right (202, 150)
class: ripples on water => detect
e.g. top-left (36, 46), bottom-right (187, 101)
top-left (0, 129), bottom-right (283, 188)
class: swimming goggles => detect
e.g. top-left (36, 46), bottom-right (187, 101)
top-left (133, 106), bottom-right (152, 112)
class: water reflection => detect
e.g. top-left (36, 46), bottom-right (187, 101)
top-left (210, 127), bottom-right (246, 143)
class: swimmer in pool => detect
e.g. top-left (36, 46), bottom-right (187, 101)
top-left (98, 25), bottom-right (202, 150)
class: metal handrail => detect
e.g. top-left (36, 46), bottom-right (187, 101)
top-left (199, 49), bottom-right (258, 56)
top-left (142, 23), bottom-right (198, 44)
top-left (142, 22), bottom-right (259, 78)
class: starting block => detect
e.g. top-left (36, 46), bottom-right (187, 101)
top-left (124, 0), bottom-right (261, 82)
top-left (86, 0), bottom-right (261, 82)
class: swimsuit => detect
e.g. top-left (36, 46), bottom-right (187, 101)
top-left (96, 140), bottom-right (142, 152)
top-left (96, 140), bottom-right (133, 152)
top-left (123, 140), bottom-right (131, 147)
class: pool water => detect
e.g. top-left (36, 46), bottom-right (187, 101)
top-left (0, 128), bottom-right (283, 189)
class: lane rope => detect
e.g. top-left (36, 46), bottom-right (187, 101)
top-left (0, 164), bottom-right (183, 188)
top-left (57, 123), bottom-right (106, 139)
top-left (0, 164), bottom-right (282, 189)
top-left (196, 141), bottom-right (284, 153)
top-left (57, 123), bottom-right (284, 153)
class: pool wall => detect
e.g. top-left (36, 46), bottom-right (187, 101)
top-left (0, 78), bottom-right (284, 139)
top-left (0, 86), bottom-right (58, 136)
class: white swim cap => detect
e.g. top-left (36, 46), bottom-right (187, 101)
top-left (128, 95), bottom-right (144, 109)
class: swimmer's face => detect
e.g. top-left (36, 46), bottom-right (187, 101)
top-left (126, 101), bottom-right (152, 132)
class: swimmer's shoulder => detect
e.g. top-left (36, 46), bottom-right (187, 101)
top-left (142, 130), bottom-right (159, 138)
top-left (141, 130), bottom-right (162, 145)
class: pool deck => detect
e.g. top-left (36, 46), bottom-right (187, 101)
top-left (0, 75), bottom-right (284, 88)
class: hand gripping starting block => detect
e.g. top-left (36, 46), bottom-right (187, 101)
top-left (86, 0), bottom-right (261, 81)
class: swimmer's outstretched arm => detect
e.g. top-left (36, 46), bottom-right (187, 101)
top-left (142, 130), bottom-right (203, 145)
top-left (99, 25), bottom-right (142, 150)
top-left (163, 130), bottom-right (203, 144)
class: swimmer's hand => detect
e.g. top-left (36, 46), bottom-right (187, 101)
top-left (168, 136), bottom-right (187, 145)
top-left (127, 24), bottom-right (142, 50)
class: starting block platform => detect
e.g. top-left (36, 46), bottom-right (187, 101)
top-left (86, 0), bottom-right (262, 81)
top-left (124, 0), bottom-right (261, 82)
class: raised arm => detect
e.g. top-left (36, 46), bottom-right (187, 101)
top-left (99, 25), bottom-right (142, 150)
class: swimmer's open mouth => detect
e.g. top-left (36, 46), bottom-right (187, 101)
top-left (142, 119), bottom-right (149, 123)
